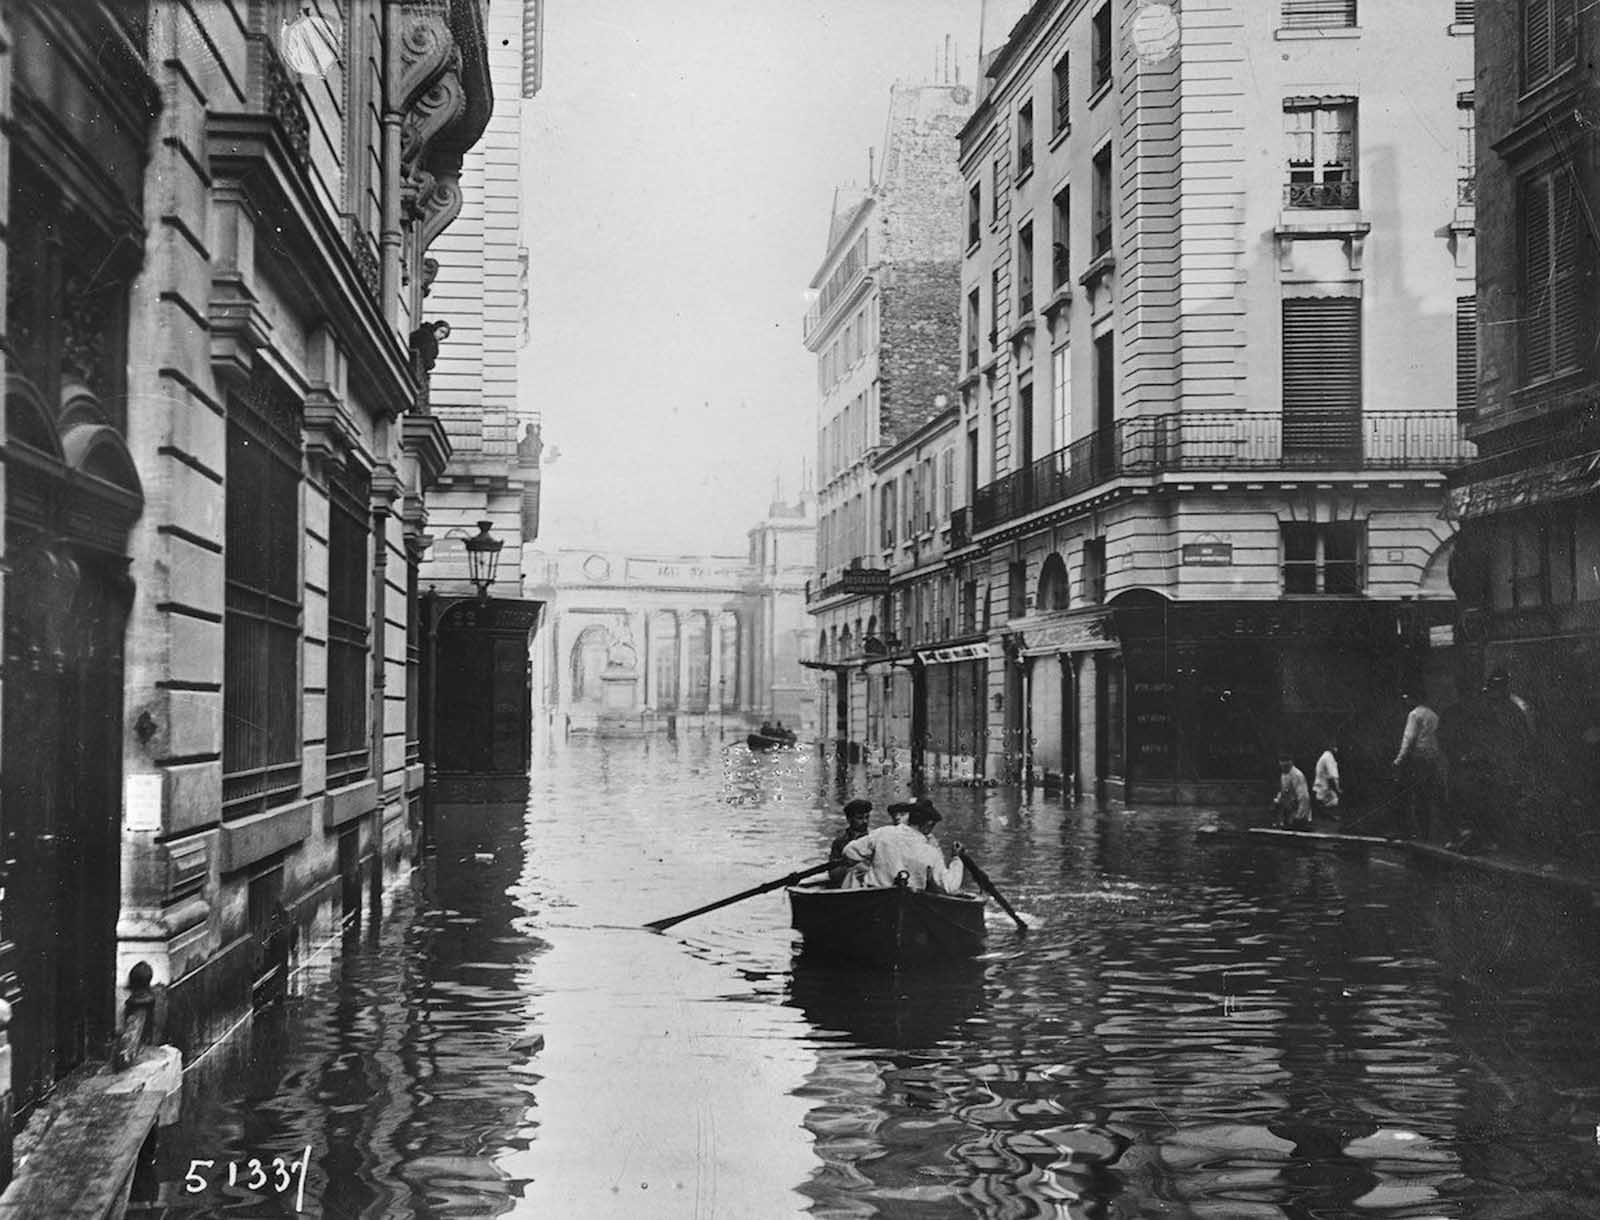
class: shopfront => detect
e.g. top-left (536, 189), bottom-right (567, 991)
top-left (918, 641), bottom-right (989, 780)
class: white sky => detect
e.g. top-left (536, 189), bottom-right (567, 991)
top-left (521, 0), bottom-right (1030, 555)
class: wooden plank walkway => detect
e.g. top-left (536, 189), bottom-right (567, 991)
top-left (0, 1046), bottom-right (180, 1220)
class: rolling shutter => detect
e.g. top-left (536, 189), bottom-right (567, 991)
top-left (1456, 295), bottom-right (1478, 420)
top-left (1282, 296), bottom-right (1362, 463)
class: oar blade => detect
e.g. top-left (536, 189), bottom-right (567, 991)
top-left (959, 850), bottom-right (1029, 933)
top-left (644, 860), bottom-right (833, 932)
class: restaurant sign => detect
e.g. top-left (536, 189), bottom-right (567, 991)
top-left (1020, 614), bottom-right (1118, 655)
top-left (917, 642), bottom-right (991, 665)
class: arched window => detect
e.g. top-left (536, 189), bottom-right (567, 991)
top-left (570, 625), bottom-right (610, 703)
top-left (1037, 552), bottom-right (1071, 612)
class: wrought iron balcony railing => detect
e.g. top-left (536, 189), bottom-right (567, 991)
top-left (969, 410), bottom-right (1473, 533)
top-left (1285, 179), bottom-right (1359, 209)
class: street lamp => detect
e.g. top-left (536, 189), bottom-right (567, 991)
top-left (463, 520), bottom-right (503, 600)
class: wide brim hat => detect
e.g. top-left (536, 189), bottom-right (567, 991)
top-left (888, 797), bottom-right (941, 825)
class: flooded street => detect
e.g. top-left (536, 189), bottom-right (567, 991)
top-left (166, 733), bottom-right (1600, 1218)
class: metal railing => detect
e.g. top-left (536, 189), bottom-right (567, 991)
top-left (949, 507), bottom-right (971, 550)
top-left (1285, 179), bottom-right (1360, 209)
top-left (1457, 176), bottom-right (1476, 206)
top-left (970, 410), bottom-right (1472, 533)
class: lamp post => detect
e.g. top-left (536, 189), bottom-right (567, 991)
top-left (463, 520), bottom-right (503, 600)
top-left (718, 676), bottom-right (726, 739)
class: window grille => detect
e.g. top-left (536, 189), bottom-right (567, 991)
top-left (224, 368), bottom-right (304, 818)
top-left (1282, 0), bottom-right (1356, 28)
top-left (325, 462), bottom-right (371, 788)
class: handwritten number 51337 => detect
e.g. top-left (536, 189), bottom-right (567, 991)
top-left (184, 1146), bottom-right (312, 1212)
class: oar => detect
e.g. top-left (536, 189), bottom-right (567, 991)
top-left (645, 861), bottom-right (834, 932)
top-left (957, 849), bottom-right (1028, 933)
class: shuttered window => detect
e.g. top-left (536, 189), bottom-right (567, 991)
top-left (1520, 167), bottom-right (1587, 385)
top-left (1282, 297), bottom-right (1362, 464)
top-left (224, 370), bottom-right (304, 819)
top-left (1457, 295), bottom-right (1478, 420)
top-left (1282, 0), bottom-right (1356, 28)
top-left (1522, 0), bottom-right (1577, 90)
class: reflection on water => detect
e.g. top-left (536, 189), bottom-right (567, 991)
top-left (160, 734), bottom-right (1600, 1218)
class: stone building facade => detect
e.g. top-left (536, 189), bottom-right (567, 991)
top-left (954, 0), bottom-right (1473, 801)
top-left (418, 0), bottom-right (545, 781)
top-left (0, 0), bottom-right (496, 1182)
top-left (1446, 0), bottom-right (1600, 863)
top-left (807, 81), bottom-right (973, 761)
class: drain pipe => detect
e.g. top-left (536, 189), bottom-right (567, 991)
top-left (379, 0), bottom-right (404, 328)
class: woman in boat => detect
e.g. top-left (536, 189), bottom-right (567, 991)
top-left (842, 798), bottom-right (964, 893)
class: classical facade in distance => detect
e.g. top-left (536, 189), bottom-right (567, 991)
top-left (529, 495), bottom-right (817, 738)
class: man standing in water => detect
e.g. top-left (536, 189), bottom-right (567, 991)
top-left (843, 798), bottom-right (965, 892)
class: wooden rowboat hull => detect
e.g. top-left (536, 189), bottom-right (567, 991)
top-left (787, 884), bottom-right (987, 968)
top-left (747, 732), bottom-right (796, 751)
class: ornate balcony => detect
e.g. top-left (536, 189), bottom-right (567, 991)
top-left (1285, 180), bottom-right (1360, 210)
top-left (970, 410), bottom-right (1473, 533)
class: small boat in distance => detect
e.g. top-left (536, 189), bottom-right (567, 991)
top-left (787, 882), bottom-right (987, 968)
top-left (747, 727), bottom-right (797, 751)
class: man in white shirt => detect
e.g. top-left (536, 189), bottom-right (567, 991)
top-left (1313, 742), bottom-right (1341, 817)
top-left (843, 798), bottom-right (965, 892)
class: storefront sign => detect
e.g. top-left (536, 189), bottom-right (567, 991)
top-left (624, 558), bottom-right (746, 587)
top-left (1429, 623), bottom-right (1455, 647)
top-left (1020, 615), bottom-right (1118, 655)
top-left (918, 642), bottom-right (991, 665)
top-left (1181, 542), bottom-right (1233, 565)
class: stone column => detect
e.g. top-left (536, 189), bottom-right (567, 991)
top-left (709, 615), bottom-right (723, 710)
top-left (676, 612), bottom-right (691, 712)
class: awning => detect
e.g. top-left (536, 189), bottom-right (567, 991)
top-left (1019, 612), bottom-right (1119, 656)
top-left (1445, 449), bottom-right (1600, 521)
top-left (915, 641), bottom-right (991, 666)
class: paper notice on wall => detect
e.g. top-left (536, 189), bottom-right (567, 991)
top-left (124, 773), bottom-right (163, 833)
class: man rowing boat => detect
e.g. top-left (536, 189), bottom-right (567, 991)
top-left (842, 797), bottom-right (964, 893)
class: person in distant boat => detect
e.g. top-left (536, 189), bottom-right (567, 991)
top-left (1274, 754), bottom-right (1312, 830)
top-left (843, 797), bottom-right (964, 892)
top-left (774, 720), bottom-right (792, 741)
top-left (828, 799), bottom-right (873, 887)
top-left (760, 720), bottom-right (776, 737)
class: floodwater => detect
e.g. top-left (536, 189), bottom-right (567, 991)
top-left (162, 732), bottom-right (1600, 1218)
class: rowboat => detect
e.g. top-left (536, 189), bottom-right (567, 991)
top-left (747, 730), bottom-right (797, 751)
top-left (787, 882), bottom-right (987, 968)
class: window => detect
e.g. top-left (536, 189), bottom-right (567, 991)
top-left (961, 580), bottom-right (978, 633)
top-left (1017, 221), bottom-right (1035, 316)
top-left (1457, 90), bottom-right (1476, 206)
top-left (224, 369), bottom-right (304, 819)
top-left (1084, 537), bottom-right (1107, 603)
top-left (1283, 297), bottom-right (1362, 463)
top-left (903, 471), bottom-right (916, 539)
top-left (1091, 3), bottom-right (1112, 93)
top-left (1052, 51), bottom-right (1071, 134)
top-left (1285, 98), bottom-right (1357, 208)
top-left (941, 449), bottom-right (954, 520)
top-left (1016, 99), bottom-right (1035, 179)
top-left (1457, 294), bottom-right (1478, 420)
top-left (1052, 344), bottom-right (1071, 449)
top-left (1091, 144), bottom-right (1113, 257)
top-left (922, 457), bottom-right (936, 530)
top-left (967, 180), bottom-right (982, 248)
top-left (1052, 185), bottom-right (1071, 289)
top-left (1522, 0), bottom-right (1577, 91)
top-left (992, 157), bottom-right (1003, 223)
top-left (1520, 165), bottom-right (1589, 385)
top-left (967, 429), bottom-right (980, 508)
top-left (990, 266), bottom-right (1002, 344)
top-left (325, 463), bottom-right (371, 788)
top-left (1282, 522), bottom-right (1364, 594)
top-left (1281, 0), bottom-right (1356, 29)
top-left (1008, 560), bottom-right (1027, 619)
top-left (966, 287), bottom-right (981, 369)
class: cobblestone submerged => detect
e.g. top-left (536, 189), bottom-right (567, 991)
top-left (155, 733), bottom-right (1600, 1217)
